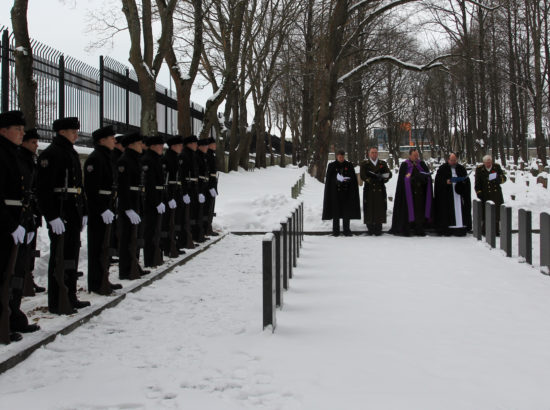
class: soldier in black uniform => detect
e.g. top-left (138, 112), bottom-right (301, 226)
top-left (204, 137), bottom-right (219, 236)
top-left (141, 136), bottom-right (166, 267)
top-left (110, 134), bottom-right (125, 261)
top-left (162, 135), bottom-right (184, 256)
top-left (36, 117), bottom-right (90, 314)
top-left (84, 125), bottom-right (123, 295)
top-left (180, 136), bottom-right (203, 243)
top-left (117, 132), bottom-right (147, 279)
top-left (0, 111), bottom-right (38, 343)
top-left (18, 129), bottom-right (46, 294)
top-left (197, 139), bottom-right (211, 239)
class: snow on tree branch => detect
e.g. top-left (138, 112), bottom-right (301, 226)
top-left (338, 55), bottom-right (450, 84)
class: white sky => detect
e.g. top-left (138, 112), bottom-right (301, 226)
top-left (0, 0), bottom-right (214, 108)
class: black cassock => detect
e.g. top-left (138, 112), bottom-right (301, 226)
top-left (433, 163), bottom-right (472, 234)
top-left (322, 160), bottom-right (360, 221)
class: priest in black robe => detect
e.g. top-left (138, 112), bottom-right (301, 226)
top-left (433, 153), bottom-right (471, 236)
top-left (322, 149), bottom-right (361, 236)
top-left (390, 148), bottom-right (433, 236)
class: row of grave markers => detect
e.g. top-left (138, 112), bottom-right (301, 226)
top-left (262, 202), bottom-right (304, 331)
top-left (473, 199), bottom-right (550, 273)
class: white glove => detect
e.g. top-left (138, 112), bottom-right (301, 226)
top-left (489, 172), bottom-right (497, 181)
top-left (101, 209), bottom-right (115, 224)
top-left (48, 217), bottom-right (65, 235)
top-left (125, 209), bottom-right (141, 225)
top-left (11, 225), bottom-right (26, 245)
top-left (156, 203), bottom-right (166, 214)
top-left (336, 173), bottom-right (345, 182)
top-left (26, 231), bottom-right (35, 244)
top-left (82, 215), bottom-right (88, 231)
top-left (168, 199), bottom-right (177, 209)
top-left (209, 188), bottom-right (218, 198)
top-left (198, 194), bottom-right (206, 204)
top-left (183, 194), bottom-right (191, 205)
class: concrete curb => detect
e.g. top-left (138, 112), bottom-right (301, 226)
top-left (0, 233), bottom-right (228, 375)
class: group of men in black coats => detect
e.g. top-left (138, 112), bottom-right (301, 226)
top-left (0, 110), bottom-right (219, 344)
top-left (323, 147), bottom-right (506, 237)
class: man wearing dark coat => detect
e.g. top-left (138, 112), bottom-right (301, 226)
top-left (37, 117), bottom-right (90, 313)
top-left (18, 129), bottom-right (46, 295)
top-left (322, 149), bottom-right (361, 236)
top-left (84, 125), bottom-right (122, 295)
top-left (161, 136), bottom-right (184, 256)
top-left (433, 153), bottom-right (472, 236)
top-left (197, 139), bottom-right (211, 240)
top-left (141, 136), bottom-right (166, 268)
top-left (116, 132), bottom-right (147, 279)
top-left (0, 111), bottom-right (40, 343)
top-left (359, 147), bottom-right (392, 236)
top-left (110, 135), bottom-right (124, 258)
top-left (205, 137), bottom-right (219, 236)
top-left (180, 135), bottom-right (202, 244)
top-left (390, 148), bottom-right (433, 236)
top-left (474, 154), bottom-right (507, 231)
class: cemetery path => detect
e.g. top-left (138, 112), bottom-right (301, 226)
top-left (1, 233), bottom-right (549, 409)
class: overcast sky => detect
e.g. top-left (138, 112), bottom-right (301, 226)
top-left (0, 0), bottom-right (213, 108)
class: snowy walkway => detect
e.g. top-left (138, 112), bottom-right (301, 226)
top-left (2, 232), bottom-right (550, 409)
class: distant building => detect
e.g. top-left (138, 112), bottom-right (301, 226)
top-left (374, 123), bottom-right (433, 151)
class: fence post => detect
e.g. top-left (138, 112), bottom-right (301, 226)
top-left (164, 89), bottom-right (168, 134)
top-left (485, 201), bottom-right (496, 248)
top-left (518, 208), bottom-right (532, 265)
top-left (280, 219), bottom-right (289, 290)
top-left (300, 202), bottom-right (304, 245)
top-left (500, 205), bottom-right (512, 257)
top-left (472, 199), bottom-right (483, 240)
top-left (272, 226), bottom-right (283, 308)
top-left (99, 56), bottom-right (104, 127)
top-left (287, 214), bottom-right (293, 279)
top-left (292, 210), bottom-right (298, 267)
top-left (262, 233), bottom-right (276, 331)
top-left (125, 68), bottom-right (130, 129)
top-left (58, 55), bottom-right (65, 118)
top-left (1, 30), bottom-right (9, 113)
top-left (541, 212), bottom-right (550, 275)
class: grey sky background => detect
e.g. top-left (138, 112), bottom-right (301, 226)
top-left (0, 0), bottom-right (213, 109)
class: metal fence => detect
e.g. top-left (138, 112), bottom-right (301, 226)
top-left (1, 27), bottom-right (205, 146)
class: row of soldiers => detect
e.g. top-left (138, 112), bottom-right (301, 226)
top-left (0, 110), bottom-right (219, 344)
top-left (323, 146), bottom-right (506, 237)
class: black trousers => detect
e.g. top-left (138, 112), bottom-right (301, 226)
top-left (10, 238), bottom-right (30, 330)
top-left (47, 216), bottom-right (81, 311)
top-left (366, 223), bottom-right (382, 235)
top-left (118, 214), bottom-right (140, 279)
top-left (143, 208), bottom-right (162, 267)
top-left (87, 214), bottom-right (108, 292)
top-left (333, 218), bottom-right (350, 234)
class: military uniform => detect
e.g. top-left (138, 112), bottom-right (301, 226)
top-left (36, 117), bottom-right (88, 313)
top-left (17, 130), bottom-right (44, 296)
top-left (116, 133), bottom-right (145, 279)
top-left (197, 140), bottom-right (211, 239)
top-left (180, 138), bottom-right (202, 243)
top-left (161, 137), bottom-right (183, 256)
top-left (141, 137), bottom-right (166, 267)
top-left (359, 158), bottom-right (392, 235)
top-left (84, 126), bottom-right (119, 294)
top-left (205, 139), bottom-right (218, 235)
top-left (475, 163), bottom-right (507, 230)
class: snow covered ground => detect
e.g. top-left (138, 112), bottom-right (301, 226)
top-left (2, 163), bottom-right (550, 409)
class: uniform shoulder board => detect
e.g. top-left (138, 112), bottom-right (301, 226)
top-left (118, 165), bottom-right (125, 173)
top-left (86, 164), bottom-right (94, 173)
top-left (40, 158), bottom-right (49, 168)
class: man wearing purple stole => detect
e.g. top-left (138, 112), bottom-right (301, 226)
top-left (390, 148), bottom-right (433, 236)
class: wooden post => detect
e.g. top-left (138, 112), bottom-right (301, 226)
top-left (485, 201), bottom-right (496, 248)
top-left (472, 199), bottom-right (483, 240)
top-left (499, 205), bottom-right (512, 257)
top-left (272, 227), bottom-right (283, 308)
top-left (262, 233), bottom-right (276, 331)
top-left (287, 214), bottom-right (293, 279)
top-left (280, 219), bottom-right (289, 290)
top-left (518, 208), bottom-right (532, 265)
top-left (541, 212), bottom-right (550, 274)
